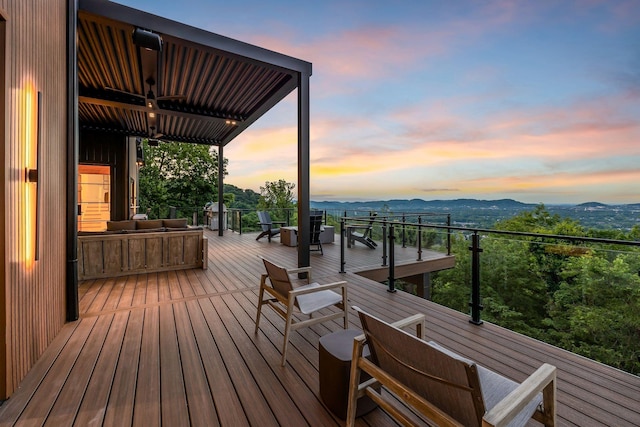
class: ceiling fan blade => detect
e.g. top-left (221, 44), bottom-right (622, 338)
top-left (104, 86), bottom-right (145, 100)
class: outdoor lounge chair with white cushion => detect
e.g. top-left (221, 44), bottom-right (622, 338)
top-left (346, 307), bottom-right (557, 427)
top-left (255, 258), bottom-right (348, 366)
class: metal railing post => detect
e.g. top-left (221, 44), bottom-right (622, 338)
top-left (402, 213), bottom-right (406, 247)
top-left (381, 218), bottom-right (388, 266)
top-left (239, 210), bottom-right (243, 234)
top-left (387, 223), bottom-right (396, 293)
top-left (469, 232), bottom-right (483, 325)
top-left (340, 218), bottom-right (346, 273)
top-left (447, 214), bottom-right (451, 255)
top-left (417, 215), bottom-right (423, 261)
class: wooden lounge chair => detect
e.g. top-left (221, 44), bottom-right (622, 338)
top-left (346, 307), bottom-right (557, 427)
top-left (348, 214), bottom-right (377, 249)
top-left (256, 211), bottom-right (285, 242)
top-left (255, 258), bottom-right (348, 366)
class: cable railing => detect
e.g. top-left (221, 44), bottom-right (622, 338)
top-left (339, 213), bottom-right (640, 373)
top-left (338, 215), bottom-right (640, 328)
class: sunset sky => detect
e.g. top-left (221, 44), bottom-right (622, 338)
top-left (117, 0), bottom-right (640, 204)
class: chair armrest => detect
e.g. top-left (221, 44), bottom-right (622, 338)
top-left (287, 266), bottom-right (312, 282)
top-left (272, 221), bottom-right (287, 226)
top-left (482, 363), bottom-right (556, 427)
top-left (391, 314), bottom-right (426, 339)
top-left (286, 266), bottom-right (312, 275)
top-left (289, 281), bottom-right (347, 296)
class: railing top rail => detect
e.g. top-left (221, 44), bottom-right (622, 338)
top-left (340, 215), bottom-right (640, 248)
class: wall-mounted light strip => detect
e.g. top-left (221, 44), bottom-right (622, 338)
top-left (25, 91), bottom-right (41, 261)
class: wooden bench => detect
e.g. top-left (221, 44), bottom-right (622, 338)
top-left (77, 221), bottom-right (207, 279)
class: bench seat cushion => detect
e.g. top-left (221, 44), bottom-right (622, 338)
top-left (106, 220), bottom-right (136, 231)
top-left (163, 218), bottom-right (188, 228)
top-left (137, 219), bottom-right (164, 229)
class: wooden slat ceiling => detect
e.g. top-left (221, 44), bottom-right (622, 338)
top-left (77, 4), bottom-right (309, 146)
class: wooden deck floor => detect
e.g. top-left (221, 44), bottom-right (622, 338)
top-left (1, 230), bottom-right (639, 426)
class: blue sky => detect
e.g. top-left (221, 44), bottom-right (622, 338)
top-left (116, 0), bottom-right (640, 204)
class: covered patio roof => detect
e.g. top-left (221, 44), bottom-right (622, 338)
top-left (77, 0), bottom-right (311, 146)
top-left (73, 0), bottom-right (311, 274)
top-left (69, 0), bottom-right (314, 320)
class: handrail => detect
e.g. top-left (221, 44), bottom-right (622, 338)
top-left (339, 214), bottom-right (640, 324)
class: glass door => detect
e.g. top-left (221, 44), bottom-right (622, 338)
top-left (78, 164), bottom-right (111, 231)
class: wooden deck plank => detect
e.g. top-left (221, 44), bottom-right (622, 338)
top-left (145, 272), bottom-right (160, 304)
top-left (173, 302), bottom-right (219, 426)
top-left (132, 305), bottom-right (160, 427)
top-left (158, 303), bottom-right (190, 426)
top-left (102, 309), bottom-right (143, 426)
top-left (167, 270), bottom-right (187, 300)
top-left (78, 278), bottom-right (107, 315)
top-left (0, 322), bottom-right (80, 427)
top-left (73, 311), bottom-right (130, 427)
top-left (2, 230), bottom-right (639, 427)
top-left (77, 279), bottom-right (95, 306)
top-left (102, 276), bottom-right (128, 312)
top-left (220, 291), bottom-right (341, 427)
top-left (208, 294), bottom-right (312, 426)
top-left (184, 299), bottom-right (249, 426)
top-left (196, 296), bottom-right (280, 426)
top-left (12, 317), bottom-right (98, 426)
top-left (43, 314), bottom-right (114, 426)
top-left (131, 274), bottom-right (149, 307)
top-left (116, 275), bottom-right (136, 309)
top-left (157, 271), bottom-right (172, 302)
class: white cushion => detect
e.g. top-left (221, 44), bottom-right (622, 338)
top-left (295, 282), bottom-right (343, 314)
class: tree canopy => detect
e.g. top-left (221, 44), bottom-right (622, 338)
top-left (431, 204), bottom-right (640, 375)
top-left (138, 140), bottom-right (227, 219)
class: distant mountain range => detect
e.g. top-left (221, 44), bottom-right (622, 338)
top-left (311, 198), bottom-right (639, 211)
top-left (310, 198), bottom-right (640, 230)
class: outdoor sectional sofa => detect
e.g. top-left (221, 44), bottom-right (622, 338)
top-left (77, 219), bottom-right (208, 280)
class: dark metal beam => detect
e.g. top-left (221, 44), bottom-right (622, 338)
top-left (297, 71), bottom-right (310, 268)
top-left (78, 96), bottom-right (241, 125)
top-left (66, 0), bottom-right (79, 321)
top-left (218, 145), bottom-right (224, 237)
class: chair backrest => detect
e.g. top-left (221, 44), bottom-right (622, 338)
top-left (361, 213), bottom-right (377, 237)
top-left (257, 211), bottom-right (271, 232)
top-left (262, 258), bottom-right (294, 298)
top-left (357, 308), bottom-right (485, 426)
top-left (310, 214), bottom-right (323, 244)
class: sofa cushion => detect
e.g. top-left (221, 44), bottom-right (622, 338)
top-left (136, 219), bottom-right (164, 229)
top-left (106, 220), bottom-right (136, 231)
top-left (163, 218), bottom-right (188, 228)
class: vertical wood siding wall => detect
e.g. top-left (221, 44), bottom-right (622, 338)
top-left (1, 0), bottom-right (68, 399)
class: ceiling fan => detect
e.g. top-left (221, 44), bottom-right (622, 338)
top-left (104, 76), bottom-right (185, 138)
top-left (105, 77), bottom-right (185, 107)
top-left (143, 77), bottom-right (186, 108)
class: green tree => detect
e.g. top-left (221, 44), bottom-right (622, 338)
top-left (224, 184), bottom-right (260, 210)
top-left (257, 179), bottom-right (296, 221)
top-left (432, 204), bottom-right (640, 375)
top-left (139, 140), bottom-right (227, 219)
top-left (431, 233), bottom-right (472, 313)
top-left (549, 255), bottom-right (640, 374)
